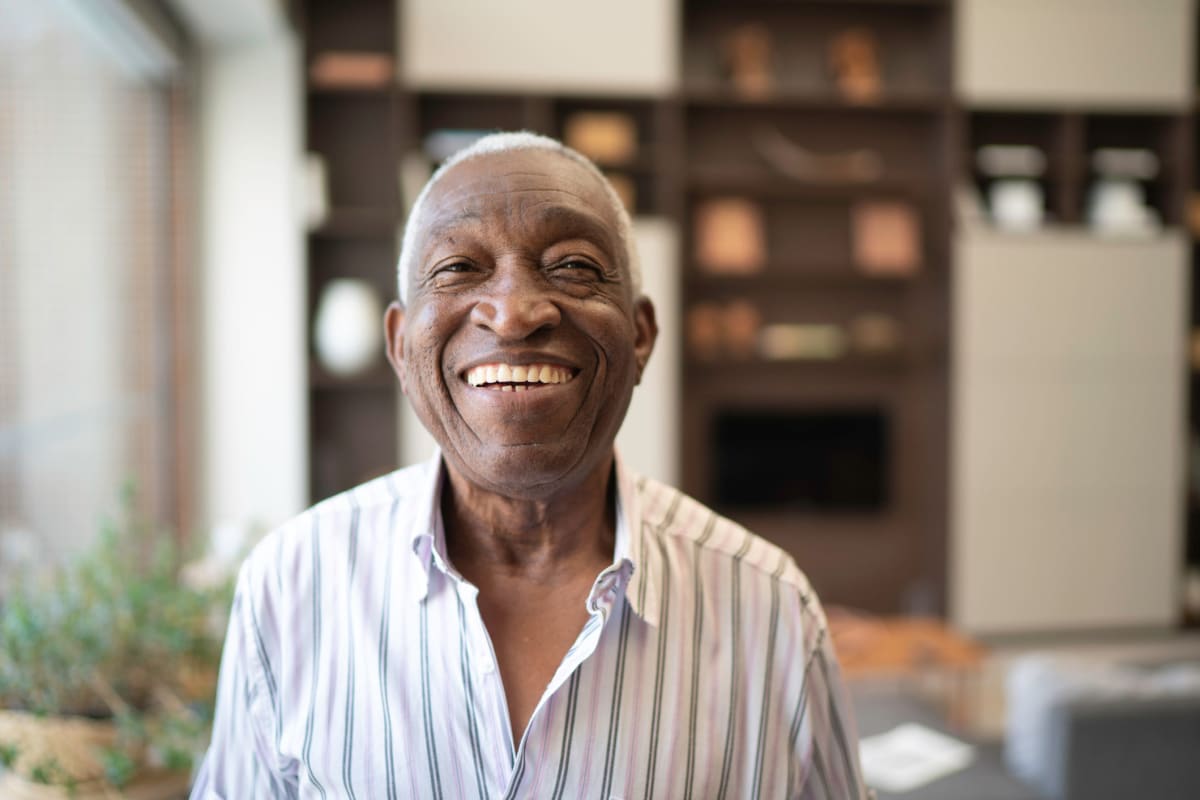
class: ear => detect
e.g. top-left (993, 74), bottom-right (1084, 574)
top-left (384, 301), bottom-right (409, 395)
top-left (632, 296), bottom-right (658, 385)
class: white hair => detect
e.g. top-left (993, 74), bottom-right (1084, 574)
top-left (396, 131), bottom-right (642, 304)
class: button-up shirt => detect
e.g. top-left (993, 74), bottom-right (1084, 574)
top-left (191, 452), bottom-right (870, 799)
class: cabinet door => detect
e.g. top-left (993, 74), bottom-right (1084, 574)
top-left (951, 230), bottom-right (1186, 633)
top-left (402, 0), bottom-right (677, 95)
top-left (957, 0), bottom-right (1194, 110)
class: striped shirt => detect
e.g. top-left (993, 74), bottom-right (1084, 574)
top-left (191, 451), bottom-right (871, 799)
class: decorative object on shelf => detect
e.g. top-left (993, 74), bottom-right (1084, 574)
top-left (988, 180), bottom-right (1044, 231)
top-left (1190, 329), bottom-right (1200, 371)
top-left (1087, 180), bottom-right (1160, 236)
top-left (563, 112), bottom-right (638, 166)
top-left (851, 201), bottom-right (921, 276)
top-left (753, 126), bottom-right (883, 184)
top-left (686, 300), bottom-right (762, 361)
top-left (302, 152), bottom-right (330, 232)
top-left (976, 145), bottom-right (1047, 178)
top-left (724, 300), bottom-right (762, 360)
top-left (1091, 147), bottom-right (1159, 180)
top-left (722, 22), bottom-right (773, 98)
top-left (686, 302), bottom-right (724, 362)
top-left (313, 279), bottom-right (385, 378)
top-left (827, 28), bottom-right (882, 103)
top-left (1188, 193), bottom-right (1200, 239)
top-left (849, 313), bottom-right (903, 356)
top-left (309, 51), bottom-right (393, 89)
top-left (694, 197), bottom-right (767, 275)
top-left (1087, 147), bottom-right (1161, 236)
top-left (423, 129), bottom-right (490, 163)
top-left (1185, 567), bottom-right (1200, 624)
top-left (605, 172), bottom-right (637, 214)
top-left (0, 486), bottom-right (228, 796)
top-left (976, 144), bottom-right (1046, 232)
top-left (759, 322), bottom-right (847, 361)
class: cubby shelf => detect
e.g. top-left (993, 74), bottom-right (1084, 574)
top-left (682, 88), bottom-right (952, 112)
top-left (686, 172), bottom-right (935, 198)
top-left (688, 272), bottom-right (919, 290)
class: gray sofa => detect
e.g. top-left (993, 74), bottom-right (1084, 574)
top-left (1006, 656), bottom-right (1200, 800)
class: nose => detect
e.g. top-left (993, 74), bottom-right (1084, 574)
top-left (469, 266), bottom-right (562, 341)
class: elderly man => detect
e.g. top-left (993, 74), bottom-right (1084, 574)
top-left (193, 132), bottom-right (869, 799)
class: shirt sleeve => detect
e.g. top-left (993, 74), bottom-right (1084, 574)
top-left (791, 588), bottom-right (874, 800)
top-left (190, 565), bottom-right (295, 799)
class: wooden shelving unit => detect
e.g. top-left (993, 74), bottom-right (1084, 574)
top-left (302, 0), bottom-right (400, 503)
top-left (677, 0), bottom-right (954, 612)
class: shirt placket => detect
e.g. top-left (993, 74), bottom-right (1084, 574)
top-left (447, 575), bottom-right (513, 797)
top-left (500, 560), bottom-right (633, 796)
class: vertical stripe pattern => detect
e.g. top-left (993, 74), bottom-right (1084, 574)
top-left (190, 452), bottom-right (872, 800)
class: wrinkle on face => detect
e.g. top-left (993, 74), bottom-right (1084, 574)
top-left (396, 149), bottom-right (649, 500)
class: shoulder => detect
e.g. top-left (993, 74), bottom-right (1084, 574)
top-left (237, 462), bottom-right (429, 602)
top-left (633, 475), bottom-right (819, 607)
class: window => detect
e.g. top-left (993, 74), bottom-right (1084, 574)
top-left (0, 0), bottom-right (190, 569)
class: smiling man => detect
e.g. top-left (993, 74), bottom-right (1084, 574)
top-left (192, 132), bottom-right (870, 799)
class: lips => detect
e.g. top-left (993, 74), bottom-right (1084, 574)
top-left (463, 362), bottom-right (577, 392)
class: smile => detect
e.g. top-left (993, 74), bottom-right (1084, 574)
top-left (464, 363), bottom-right (577, 392)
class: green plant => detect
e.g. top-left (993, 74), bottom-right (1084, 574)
top-left (0, 484), bottom-right (233, 788)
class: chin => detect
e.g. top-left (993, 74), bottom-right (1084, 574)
top-left (452, 439), bottom-right (610, 499)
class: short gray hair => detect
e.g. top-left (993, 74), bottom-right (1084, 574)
top-left (396, 131), bottom-right (642, 304)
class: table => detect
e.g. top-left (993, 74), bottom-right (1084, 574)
top-left (829, 612), bottom-right (987, 729)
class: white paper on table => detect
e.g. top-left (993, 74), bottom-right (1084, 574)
top-left (858, 723), bottom-right (976, 793)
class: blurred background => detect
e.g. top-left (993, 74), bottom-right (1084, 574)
top-left (2, 0), bottom-right (1200, 797)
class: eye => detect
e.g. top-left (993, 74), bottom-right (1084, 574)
top-left (434, 260), bottom-right (474, 275)
top-left (550, 259), bottom-right (604, 281)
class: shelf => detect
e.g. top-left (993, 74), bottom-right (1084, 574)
top-left (683, 87), bottom-right (952, 113)
top-left (687, 270), bottom-right (920, 291)
top-left (688, 0), bottom-right (949, 9)
top-left (310, 207), bottom-right (400, 239)
top-left (688, 353), bottom-right (915, 375)
top-left (307, 83), bottom-right (394, 97)
top-left (687, 168), bottom-right (933, 198)
top-left (309, 361), bottom-right (396, 390)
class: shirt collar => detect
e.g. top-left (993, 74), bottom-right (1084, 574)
top-left (402, 448), bottom-right (661, 626)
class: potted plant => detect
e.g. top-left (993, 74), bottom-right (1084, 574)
top-left (0, 487), bottom-right (231, 797)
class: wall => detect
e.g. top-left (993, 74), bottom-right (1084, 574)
top-left (198, 30), bottom-right (306, 535)
top-left (402, 0), bottom-right (677, 95)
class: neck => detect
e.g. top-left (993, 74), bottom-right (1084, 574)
top-left (441, 453), bottom-right (617, 584)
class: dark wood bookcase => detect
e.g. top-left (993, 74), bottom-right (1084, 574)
top-left (303, 0), bottom-right (400, 504)
top-left (677, 0), bottom-right (954, 612)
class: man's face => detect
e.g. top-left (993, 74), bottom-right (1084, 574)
top-left (385, 148), bottom-right (657, 499)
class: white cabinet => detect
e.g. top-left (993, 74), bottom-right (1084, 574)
top-left (951, 229), bottom-right (1187, 633)
top-left (401, 0), bottom-right (678, 95)
top-left (957, 0), bottom-right (1194, 110)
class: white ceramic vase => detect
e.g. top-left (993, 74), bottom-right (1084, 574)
top-left (313, 279), bottom-right (384, 377)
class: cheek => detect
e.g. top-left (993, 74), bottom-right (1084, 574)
top-left (402, 306), bottom-right (455, 393)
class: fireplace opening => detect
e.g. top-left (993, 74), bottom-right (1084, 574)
top-left (712, 407), bottom-right (890, 512)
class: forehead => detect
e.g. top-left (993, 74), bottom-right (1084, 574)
top-left (418, 148), bottom-right (620, 246)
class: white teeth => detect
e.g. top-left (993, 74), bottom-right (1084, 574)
top-left (464, 362), bottom-right (574, 389)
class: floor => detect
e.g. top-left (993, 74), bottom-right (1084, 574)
top-left (845, 630), bottom-right (1200, 799)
